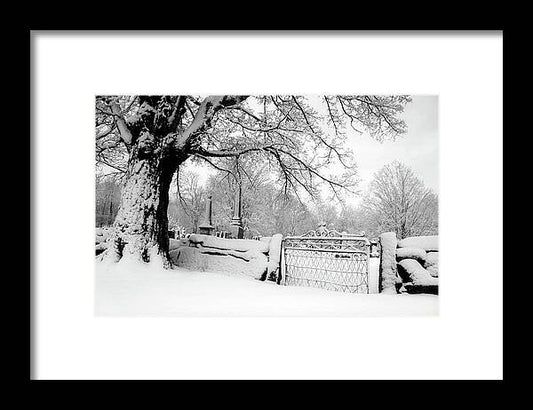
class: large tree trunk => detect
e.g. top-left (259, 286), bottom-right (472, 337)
top-left (100, 95), bottom-right (248, 268)
top-left (106, 137), bottom-right (185, 268)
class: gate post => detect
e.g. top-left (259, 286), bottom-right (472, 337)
top-left (267, 233), bottom-right (283, 282)
top-left (278, 237), bottom-right (286, 285)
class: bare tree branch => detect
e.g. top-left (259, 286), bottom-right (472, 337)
top-left (109, 101), bottom-right (133, 145)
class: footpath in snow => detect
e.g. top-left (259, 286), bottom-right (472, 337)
top-left (95, 259), bottom-right (438, 317)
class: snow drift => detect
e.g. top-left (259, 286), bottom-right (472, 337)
top-left (95, 260), bottom-right (438, 317)
top-left (168, 234), bottom-right (282, 281)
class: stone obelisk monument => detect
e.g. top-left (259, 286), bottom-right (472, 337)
top-left (198, 194), bottom-right (215, 235)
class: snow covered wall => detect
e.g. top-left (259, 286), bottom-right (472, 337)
top-left (95, 227), bottom-right (111, 255)
top-left (168, 234), bottom-right (283, 281)
top-left (96, 228), bottom-right (283, 281)
top-left (379, 232), bottom-right (439, 294)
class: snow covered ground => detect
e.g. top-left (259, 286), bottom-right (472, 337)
top-left (95, 258), bottom-right (438, 317)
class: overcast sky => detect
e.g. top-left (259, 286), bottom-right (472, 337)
top-left (182, 95), bottom-right (439, 206)
top-left (346, 95), bottom-right (438, 204)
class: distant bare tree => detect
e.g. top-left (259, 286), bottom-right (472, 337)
top-left (173, 170), bottom-right (207, 233)
top-left (95, 175), bottom-right (122, 227)
top-left (336, 205), bottom-right (372, 236)
top-left (361, 161), bottom-right (438, 239)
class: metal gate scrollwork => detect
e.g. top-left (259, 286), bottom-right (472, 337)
top-left (282, 225), bottom-right (370, 294)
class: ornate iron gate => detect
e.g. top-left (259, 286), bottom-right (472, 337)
top-left (282, 226), bottom-right (370, 294)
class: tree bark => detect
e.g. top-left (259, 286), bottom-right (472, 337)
top-left (106, 136), bottom-right (186, 268)
top-left (101, 95), bottom-right (249, 268)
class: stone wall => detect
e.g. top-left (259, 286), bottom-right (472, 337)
top-left (169, 233), bottom-right (283, 281)
top-left (96, 229), bottom-right (283, 281)
top-left (379, 232), bottom-right (439, 294)
top-left (95, 227), bottom-right (111, 255)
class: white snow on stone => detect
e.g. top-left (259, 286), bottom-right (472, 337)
top-left (267, 233), bottom-right (283, 277)
top-left (426, 251), bottom-right (438, 265)
top-left (171, 246), bottom-right (268, 279)
top-left (397, 235), bottom-right (438, 251)
top-left (396, 247), bottom-right (427, 262)
top-left (378, 232), bottom-right (400, 294)
top-left (397, 258), bottom-right (439, 286)
top-left (95, 259), bottom-right (437, 317)
top-left (169, 238), bottom-right (187, 251)
top-left (189, 234), bottom-right (270, 254)
top-left (424, 251), bottom-right (439, 277)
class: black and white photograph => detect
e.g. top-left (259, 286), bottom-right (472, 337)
top-left (95, 94), bottom-right (439, 316)
top-left (32, 31), bottom-right (503, 380)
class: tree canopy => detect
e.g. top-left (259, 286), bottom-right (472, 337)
top-left (95, 95), bottom-right (412, 265)
top-left (361, 161), bottom-right (438, 239)
top-left (96, 95), bottom-right (411, 201)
